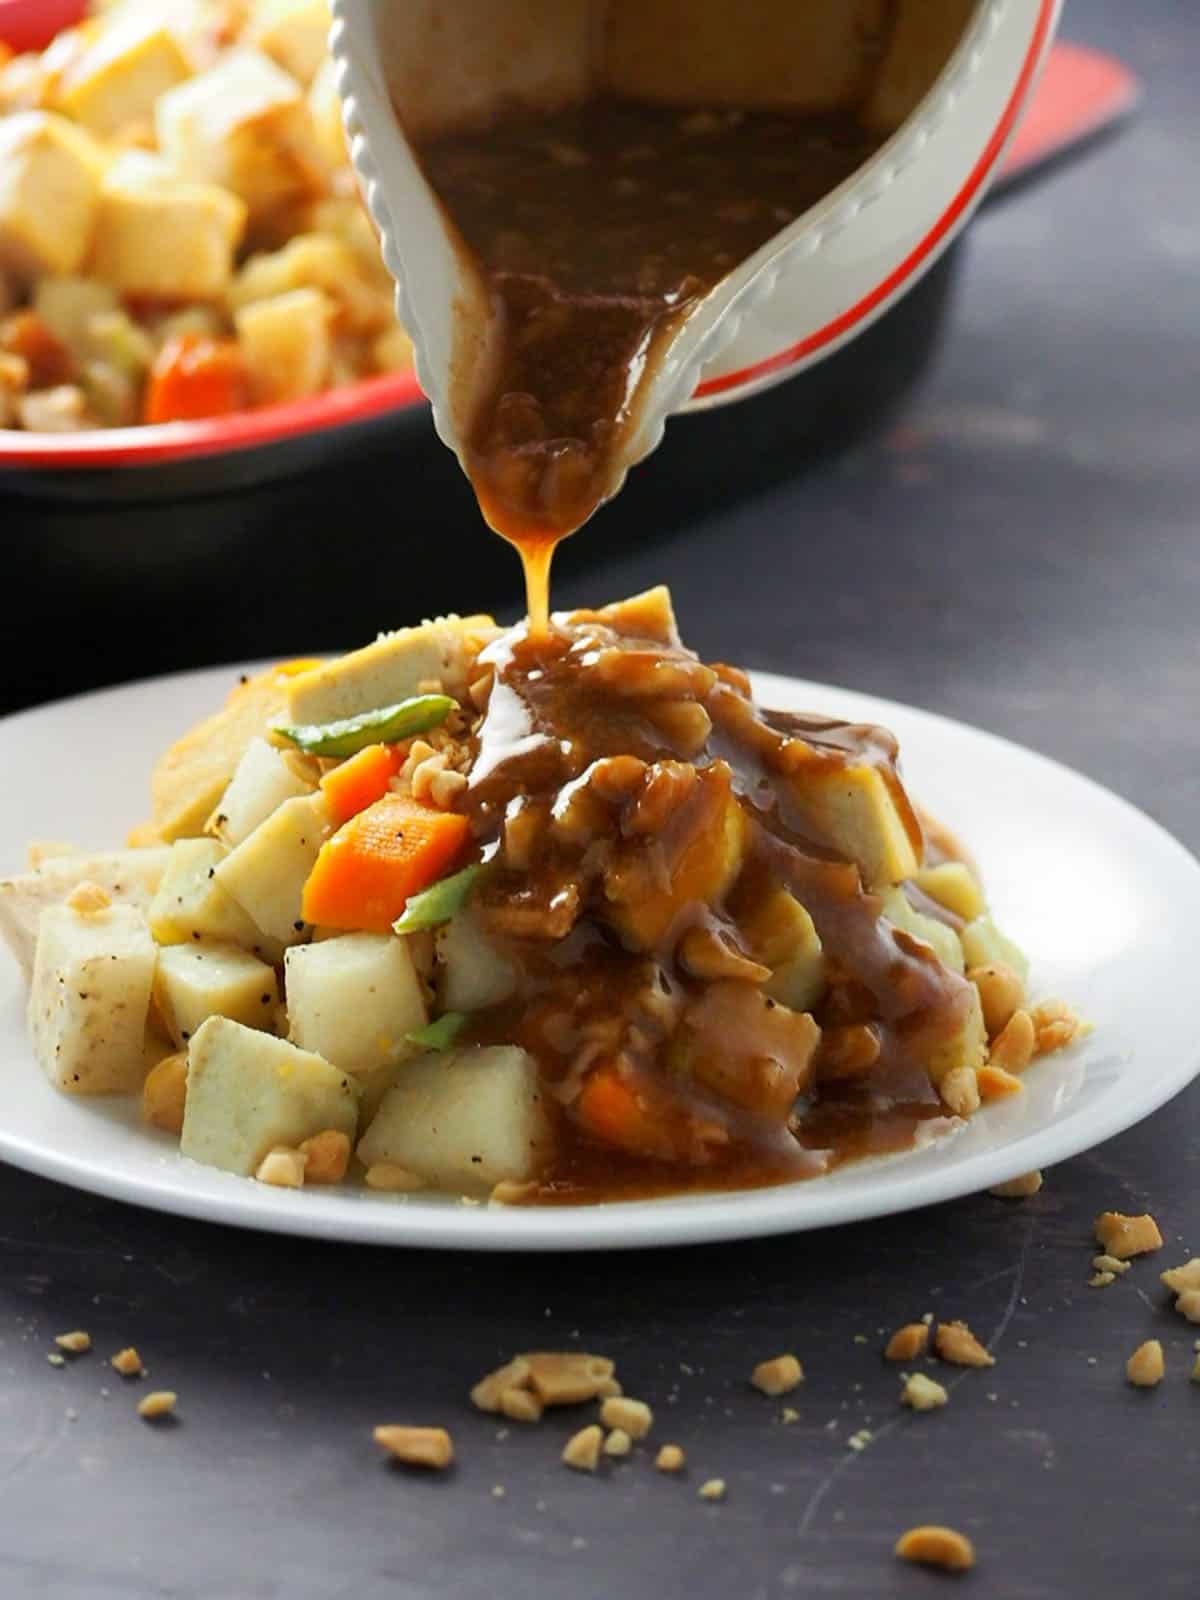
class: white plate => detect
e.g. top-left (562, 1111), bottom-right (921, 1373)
top-left (1, 666), bottom-right (1196, 1252)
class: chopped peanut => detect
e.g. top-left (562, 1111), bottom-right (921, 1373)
top-left (599, 1396), bottom-right (653, 1439)
top-left (750, 1354), bottom-right (804, 1397)
top-left (499, 1387), bottom-right (543, 1423)
top-left (1093, 1255), bottom-right (1130, 1275)
top-left (374, 1425), bottom-right (454, 1469)
top-left (1088, 1271), bottom-right (1115, 1289)
top-left (988, 1010), bottom-right (1036, 1074)
top-left (365, 1163), bottom-right (426, 1192)
top-left (525, 1352), bottom-right (616, 1407)
top-left (1031, 999), bottom-right (1084, 1054)
top-left (603, 1427), bottom-right (632, 1458)
top-left (698, 1478), bottom-right (726, 1502)
top-left (111, 1347), bottom-right (143, 1377)
top-left (255, 1147), bottom-right (306, 1189)
top-left (298, 1129), bottom-right (351, 1184)
top-left (901, 1373), bottom-right (948, 1411)
top-left (989, 1171), bottom-right (1043, 1199)
top-left (939, 1066), bottom-right (980, 1117)
top-left (562, 1424), bottom-right (603, 1472)
top-left (1094, 1212), bottom-right (1163, 1260)
top-left (935, 1321), bottom-right (994, 1368)
top-left (142, 1052), bottom-right (188, 1135)
top-left (55, 1331), bottom-right (91, 1354)
top-left (1126, 1340), bottom-right (1164, 1388)
top-left (895, 1525), bottom-right (976, 1572)
top-left (1174, 1290), bottom-right (1200, 1325)
top-left (64, 881), bottom-right (112, 915)
top-left (884, 1324), bottom-right (930, 1362)
top-left (976, 1063), bottom-right (1024, 1101)
top-left (968, 961), bottom-right (1024, 1037)
top-left (138, 1390), bottom-right (177, 1420)
top-left (1160, 1259), bottom-right (1200, 1295)
top-left (656, 1444), bottom-right (686, 1472)
top-left (471, 1356), bottom-right (532, 1413)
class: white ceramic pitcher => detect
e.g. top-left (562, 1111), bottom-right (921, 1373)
top-left (330, 0), bottom-right (1060, 505)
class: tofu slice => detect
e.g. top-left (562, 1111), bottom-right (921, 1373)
top-left (212, 737), bottom-right (313, 849)
top-left (285, 615), bottom-right (496, 726)
top-left (285, 932), bottom-right (426, 1075)
top-left (0, 111), bottom-right (105, 278)
top-left (913, 861), bottom-right (985, 924)
top-left (182, 1014), bottom-right (358, 1176)
top-left (89, 167), bottom-right (247, 300)
top-left (213, 793), bottom-right (330, 946)
top-left (235, 286), bottom-right (332, 404)
top-left (28, 902), bottom-right (157, 1095)
top-left (357, 1046), bottom-right (551, 1192)
top-left (246, 0), bottom-right (332, 87)
top-left (0, 847), bottom-right (170, 978)
top-left (55, 16), bottom-right (193, 138)
top-left (154, 941), bottom-right (279, 1047)
top-left (148, 838), bottom-right (281, 960)
top-left (144, 661), bottom-right (319, 844)
top-left (155, 48), bottom-right (325, 222)
top-left (783, 764), bottom-right (921, 890)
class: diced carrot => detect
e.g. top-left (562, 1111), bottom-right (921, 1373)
top-left (573, 1067), bottom-right (685, 1163)
top-left (0, 311), bottom-right (74, 388)
top-left (301, 793), bottom-right (470, 933)
top-left (320, 743), bottom-right (405, 826)
top-left (143, 334), bottom-right (249, 425)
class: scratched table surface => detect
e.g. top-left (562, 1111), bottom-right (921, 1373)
top-left (2, 4), bottom-right (1198, 1597)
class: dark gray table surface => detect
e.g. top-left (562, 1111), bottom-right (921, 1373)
top-left (2, 4), bottom-right (1198, 1596)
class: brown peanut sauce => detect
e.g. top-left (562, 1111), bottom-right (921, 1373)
top-left (452, 611), bottom-right (969, 1201)
top-left (413, 99), bottom-right (884, 628)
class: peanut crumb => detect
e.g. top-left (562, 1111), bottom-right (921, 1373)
top-left (848, 1429), bottom-right (873, 1452)
top-left (1093, 1255), bottom-right (1130, 1275)
top-left (935, 1321), bottom-right (995, 1368)
top-left (989, 1170), bottom-right (1043, 1199)
top-left (365, 1162), bottom-right (426, 1192)
top-left (698, 1478), bottom-right (726, 1502)
top-left (1031, 999), bottom-right (1085, 1054)
top-left (901, 1372), bottom-right (948, 1411)
top-left (656, 1443), bottom-right (686, 1472)
top-left (65, 881), bottom-right (112, 915)
top-left (884, 1323), bottom-right (930, 1362)
top-left (490, 1180), bottom-right (539, 1206)
top-left (977, 1062), bottom-right (1024, 1101)
top-left (138, 1390), bottom-right (177, 1420)
top-left (1191, 1354), bottom-right (1200, 1384)
top-left (47, 1353), bottom-right (65, 1367)
top-left (1089, 1271), bottom-right (1116, 1289)
top-left (988, 1009), bottom-right (1036, 1074)
top-left (1161, 1258), bottom-right (1200, 1295)
top-left (603, 1427), bottom-right (633, 1458)
top-left (255, 1147), bottom-right (306, 1188)
top-left (1094, 1211), bottom-right (1162, 1260)
top-left (298, 1129), bottom-right (351, 1185)
top-left (780, 1407), bottom-right (800, 1425)
top-left (111, 1347), bottom-right (143, 1377)
top-left (374, 1425), bottom-right (454, 1469)
top-left (499, 1386), bottom-right (543, 1423)
top-left (895, 1524), bottom-right (976, 1572)
top-left (562, 1423), bottom-right (603, 1472)
top-left (920, 1312), bottom-right (934, 1326)
top-left (55, 1331), bottom-right (91, 1354)
top-left (600, 1395), bottom-right (653, 1438)
top-left (1126, 1340), bottom-right (1165, 1388)
top-left (524, 1352), bottom-right (616, 1407)
top-left (1174, 1290), bottom-right (1200, 1325)
top-left (750, 1354), bottom-right (803, 1397)
top-left (471, 1356), bottom-right (532, 1413)
top-left (492, 1484), bottom-right (506, 1499)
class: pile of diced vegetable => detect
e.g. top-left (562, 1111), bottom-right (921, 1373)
top-left (0, 614), bottom-right (555, 1197)
top-left (0, 0), bottom-right (412, 431)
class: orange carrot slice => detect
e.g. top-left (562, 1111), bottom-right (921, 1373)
top-left (320, 743), bottom-right (405, 826)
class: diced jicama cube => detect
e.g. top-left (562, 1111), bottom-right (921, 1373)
top-left (213, 793), bottom-right (330, 945)
top-left (285, 932), bottom-right (426, 1076)
top-left (154, 941), bottom-right (279, 1047)
top-left (0, 847), bottom-right (170, 978)
top-left (148, 838), bottom-right (280, 961)
top-left (212, 737), bottom-right (313, 849)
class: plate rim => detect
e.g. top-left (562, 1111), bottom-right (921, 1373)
top-left (1, 662), bottom-right (1197, 1252)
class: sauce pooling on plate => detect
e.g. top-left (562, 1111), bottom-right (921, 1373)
top-left (414, 100), bottom-right (883, 627)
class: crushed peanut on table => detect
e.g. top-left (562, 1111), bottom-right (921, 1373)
top-left (562, 1424), bottom-right (604, 1473)
top-left (935, 1321), bottom-right (995, 1368)
top-left (884, 1323), bottom-right (930, 1361)
top-left (895, 1524), bottom-right (976, 1572)
top-left (750, 1354), bottom-right (804, 1397)
top-left (1126, 1340), bottom-right (1165, 1388)
top-left (138, 1390), bottom-right (177, 1420)
top-left (901, 1373), bottom-right (949, 1411)
top-left (1094, 1211), bottom-right (1163, 1260)
top-left (373, 1425), bottom-right (455, 1469)
top-left (55, 1331), bottom-right (91, 1353)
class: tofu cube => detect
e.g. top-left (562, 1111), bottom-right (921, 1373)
top-left (214, 793), bottom-right (330, 946)
top-left (156, 48), bottom-right (325, 222)
top-left (89, 168), bottom-right (247, 300)
top-left (357, 1046), bottom-right (551, 1192)
top-left (148, 838), bottom-right (281, 960)
top-left (155, 941), bottom-right (279, 1046)
top-left (0, 111), bottom-right (105, 278)
top-left (28, 902), bottom-right (158, 1094)
top-left (913, 861), bottom-right (986, 924)
top-left (0, 847), bottom-right (170, 978)
top-left (229, 233), bottom-right (389, 335)
top-left (247, 0), bottom-right (332, 87)
top-left (285, 614), bottom-right (496, 726)
top-left (56, 17), bottom-right (193, 138)
top-left (213, 737), bottom-right (313, 849)
top-left (182, 1014), bottom-right (358, 1176)
top-left (309, 55), bottom-right (348, 168)
top-left (783, 763), bottom-right (920, 890)
top-left (235, 286), bottom-right (332, 404)
top-left (285, 933), bottom-right (426, 1076)
top-left (864, 0), bottom-right (975, 132)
